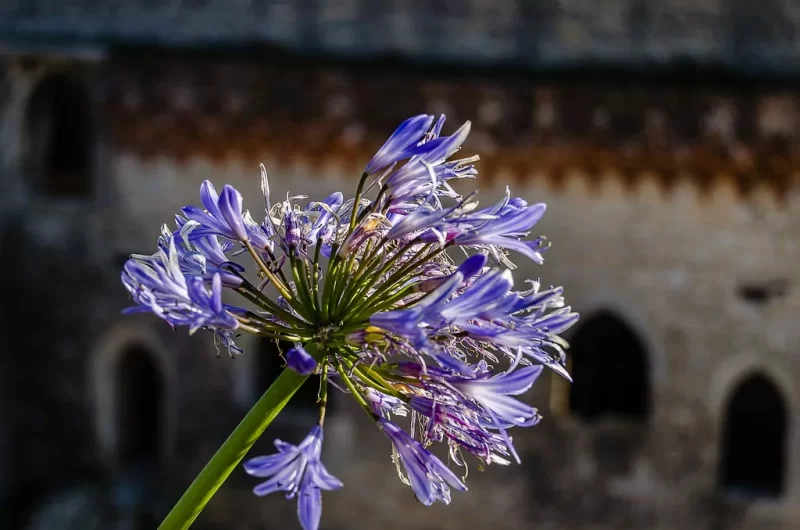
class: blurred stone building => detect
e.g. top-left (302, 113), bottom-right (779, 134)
top-left (2, 1), bottom-right (800, 529)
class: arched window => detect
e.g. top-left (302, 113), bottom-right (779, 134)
top-left (255, 339), bottom-right (323, 423)
top-left (25, 74), bottom-right (94, 197)
top-left (720, 374), bottom-right (787, 499)
top-left (567, 310), bottom-right (650, 422)
top-left (116, 345), bottom-right (163, 470)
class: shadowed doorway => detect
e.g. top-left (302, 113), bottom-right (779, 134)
top-left (568, 310), bottom-right (650, 422)
top-left (720, 374), bottom-right (786, 499)
top-left (116, 345), bottom-right (163, 470)
top-left (25, 74), bottom-right (94, 197)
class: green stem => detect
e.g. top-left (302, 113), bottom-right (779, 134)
top-left (157, 366), bottom-right (311, 530)
top-left (335, 360), bottom-right (376, 420)
top-left (348, 172), bottom-right (369, 233)
top-left (244, 240), bottom-right (294, 303)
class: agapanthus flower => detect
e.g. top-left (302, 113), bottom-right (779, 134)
top-left (121, 113), bottom-right (579, 529)
top-left (244, 426), bottom-right (342, 530)
top-left (378, 417), bottom-right (467, 506)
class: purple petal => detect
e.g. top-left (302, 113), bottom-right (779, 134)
top-left (210, 273), bottom-right (223, 313)
top-left (297, 484), bottom-right (322, 530)
top-left (199, 180), bottom-right (223, 219)
top-left (244, 452), bottom-right (297, 477)
top-left (307, 460), bottom-right (344, 490)
top-left (469, 365), bottom-right (543, 396)
top-left (457, 254), bottom-right (487, 279)
top-left (253, 463), bottom-right (302, 496)
top-left (218, 185), bottom-right (247, 240)
top-left (365, 114), bottom-right (435, 175)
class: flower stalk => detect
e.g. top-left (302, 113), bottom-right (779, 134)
top-left (158, 363), bottom-right (312, 530)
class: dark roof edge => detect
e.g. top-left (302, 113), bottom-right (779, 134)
top-left (3, 32), bottom-right (800, 87)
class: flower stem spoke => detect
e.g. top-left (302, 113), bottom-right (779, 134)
top-left (318, 363), bottom-right (329, 425)
top-left (346, 248), bottom-right (431, 321)
top-left (334, 360), bottom-right (377, 420)
top-left (320, 244), bottom-right (342, 323)
top-left (343, 240), bottom-right (420, 313)
top-left (325, 260), bottom-right (344, 323)
top-left (265, 248), bottom-right (292, 288)
top-left (331, 261), bottom-right (358, 322)
top-left (348, 172), bottom-right (369, 234)
top-left (350, 285), bottom-right (417, 323)
top-left (311, 238), bottom-right (323, 307)
top-left (353, 185), bottom-right (387, 228)
top-left (234, 312), bottom-right (312, 338)
top-left (339, 355), bottom-right (404, 399)
top-left (337, 238), bottom-right (392, 312)
top-left (244, 240), bottom-right (294, 302)
top-left (234, 282), bottom-right (310, 329)
top-left (235, 322), bottom-right (305, 342)
top-left (288, 251), bottom-right (318, 321)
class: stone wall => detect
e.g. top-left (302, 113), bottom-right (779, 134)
top-left (3, 51), bottom-right (800, 529)
top-left (105, 156), bottom-right (800, 530)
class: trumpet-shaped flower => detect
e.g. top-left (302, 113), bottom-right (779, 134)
top-left (378, 418), bottom-right (467, 506)
top-left (244, 426), bottom-right (342, 530)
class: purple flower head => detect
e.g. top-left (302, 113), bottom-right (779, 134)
top-left (364, 387), bottom-right (409, 417)
top-left (181, 181), bottom-right (249, 242)
top-left (415, 253), bottom-right (486, 294)
top-left (121, 113), bottom-right (581, 530)
top-left (383, 121), bottom-right (473, 201)
top-left (378, 418), bottom-right (467, 506)
top-left (388, 154), bottom-right (479, 204)
top-left (174, 216), bottom-right (232, 264)
top-left (338, 214), bottom-right (390, 258)
top-left (286, 345), bottom-right (318, 375)
top-left (392, 351), bottom-right (541, 464)
top-left (365, 115), bottom-right (435, 175)
top-left (213, 328), bottom-right (245, 357)
top-left (242, 210), bottom-right (276, 254)
top-left (244, 426), bottom-right (342, 530)
top-left (305, 192), bottom-right (344, 244)
top-left (168, 222), bottom-right (244, 288)
top-left (121, 234), bottom-right (241, 334)
top-left (283, 210), bottom-right (304, 248)
top-left (388, 189), bottom-right (549, 266)
top-left (448, 358), bottom-right (544, 464)
top-left (371, 261), bottom-right (577, 379)
top-left (409, 396), bottom-right (512, 465)
top-left (452, 196), bottom-right (549, 266)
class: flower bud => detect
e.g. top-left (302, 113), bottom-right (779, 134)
top-left (285, 345), bottom-right (317, 375)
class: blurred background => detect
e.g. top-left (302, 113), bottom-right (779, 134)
top-left (2, 1), bottom-right (800, 529)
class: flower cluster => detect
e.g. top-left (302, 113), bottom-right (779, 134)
top-left (122, 114), bottom-right (578, 530)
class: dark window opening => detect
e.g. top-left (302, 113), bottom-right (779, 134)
top-left (737, 279), bottom-right (789, 305)
top-left (569, 310), bottom-right (650, 422)
top-left (720, 374), bottom-right (786, 499)
top-left (256, 339), bottom-right (323, 421)
top-left (116, 346), bottom-right (163, 470)
top-left (25, 74), bottom-right (94, 197)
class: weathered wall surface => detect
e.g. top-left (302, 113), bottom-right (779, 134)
top-left (106, 157), bottom-right (800, 530)
top-left (2, 51), bottom-right (800, 530)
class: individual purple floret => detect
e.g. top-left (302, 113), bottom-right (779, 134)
top-left (244, 426), bottom-right (342, 530)
top-left (378, 418), bottom-right (467, 506)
